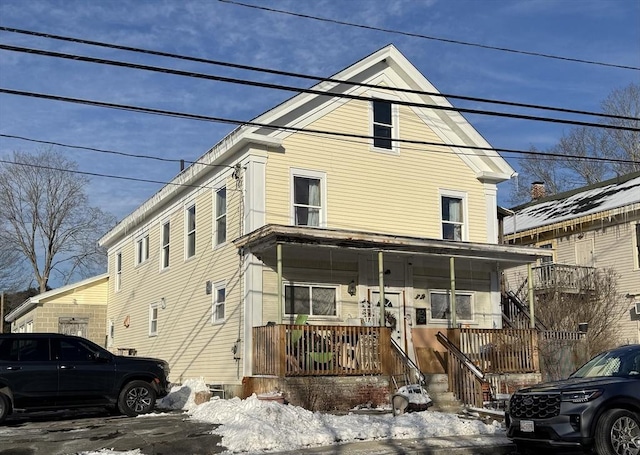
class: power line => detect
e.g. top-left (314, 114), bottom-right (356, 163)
top-left (0, 134), bottom-right (234, 169)
top-left (217, 0), bottom-right (640, 72)
top-left (2, 44), bottom-right (639, 132)
top-left (2, 90), bottom-right (638, 166)
top-left (0, 158), bottom-right (207, 190)
top-left (0, 27), bottom-right (634, 122)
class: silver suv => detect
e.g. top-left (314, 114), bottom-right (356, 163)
top-left (0, 333), bottom-right (170, 423)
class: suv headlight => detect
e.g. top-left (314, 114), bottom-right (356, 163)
top-left (561, 389), bottom-right (602, 403)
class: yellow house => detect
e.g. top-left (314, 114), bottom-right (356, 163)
top-left (4, 274), bottom-right (108, 346)
top-left (98, 45), bottom-right (547, 407)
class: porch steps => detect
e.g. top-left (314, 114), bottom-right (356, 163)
top-left (422, 373), bottom-right (464, 413)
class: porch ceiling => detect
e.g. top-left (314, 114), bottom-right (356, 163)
top-left (233, 224), bottom-right (550, 265)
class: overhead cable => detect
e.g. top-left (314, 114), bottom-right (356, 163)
top-left (0, 27), bottom-right (634, 121)
top-left (2, 88), bottom-right (638, 166)
top-left (2, 44), bottom-right (639, 131)
top-left (217, 0), bottom-right (640, 72)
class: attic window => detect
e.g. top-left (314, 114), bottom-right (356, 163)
top-left (372, 100), bottom-right (393, 150)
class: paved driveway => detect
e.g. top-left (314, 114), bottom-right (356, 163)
top-left (0, 409), bottom-right (224, 455)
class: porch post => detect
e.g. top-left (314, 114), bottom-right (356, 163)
top-left (528, 263), bottom-right (535, 329)
top-left (277, 242), bottom-right (283, 322)
top-left (450, 257), bottom-right (457, 327)
top-left (378, 251), bottom-right (385, 327)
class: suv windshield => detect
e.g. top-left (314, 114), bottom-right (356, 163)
top-left (570, 347), bottom-right (640, 378)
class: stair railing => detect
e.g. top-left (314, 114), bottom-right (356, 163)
top-left (436, 331), bottom-right (490, 408)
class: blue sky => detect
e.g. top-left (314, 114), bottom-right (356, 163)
top-left (1, 0), bottom-right (639, 221)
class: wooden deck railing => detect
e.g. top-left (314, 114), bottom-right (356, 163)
top-left (533, 263), bottom-right (596, 292)
top-left (252, 324), bottom-right (395, 377)
top-left (459, 328), bottom-right (539, 373)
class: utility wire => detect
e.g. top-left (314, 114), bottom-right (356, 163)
top-left (218, 0), bottom-right (640, 72)
top-left (0, 134), bottom-right (234, 169)
top-left (2, 89), bottom-right (638, 166)
top-left (0, 27), bottom-right (634, 122)
top-left (2, 44), bottom-right (639, 131)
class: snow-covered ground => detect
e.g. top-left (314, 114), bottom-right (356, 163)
top-left (78, 379), bottom-right (505, 455)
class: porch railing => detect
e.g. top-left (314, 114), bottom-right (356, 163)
top-left (533, 263), bottom-right (596, 292)
top-left (459, 328), bottom-right (539, 374)
top-left (252, 324), bottom-right (395, 377)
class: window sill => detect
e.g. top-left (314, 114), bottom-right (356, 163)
top-left (370, 145), bottom-right (399, 155)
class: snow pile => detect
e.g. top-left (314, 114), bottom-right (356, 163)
top-left (156, 377), bottom-right (210, 411)
top-left (189, 393), bottom-right (502, 453)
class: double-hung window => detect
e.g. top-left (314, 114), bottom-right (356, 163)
top-left (215, 187), bottom-right (227, 246)
top-left (212, 283), bottom-right (225, 323)
top-left (161, 221), bottom-right (170, 269)
top-left (136, 234), bottom-right (149, 265)
top-left (285, 284), bottom-right (336, 316)
top-left (634, 223), bottom-right (640, 270)
top-left (115, 252), bottom-right (122, 291)
top-left (149, 303), bottom-right (159, 336)
top-left (441, 194), bottom-right (465, 241)
top-left (292, 170), bottom-right (325, 227)
top-left (372, 99), bottom-right (395, 150)
top-left (429, 291), bottom-right (473, 322)
top-left (186, 204), bottom-right (196, 258)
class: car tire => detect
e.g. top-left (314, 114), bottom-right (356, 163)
top-left (117, 380), bottom-right (156, 417)
top-left (0, 393), bottom-right (9, 424)
top-left (595, 408), bottom-right (640, 455)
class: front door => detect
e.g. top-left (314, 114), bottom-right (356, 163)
top-left (371, 291), bottom-right (403, 344)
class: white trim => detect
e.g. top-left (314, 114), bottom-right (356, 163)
top-left (283, 282), bottom-right (339, 320)
top-left (213, 186), bottom-right (227, 248)
top-left (149, 303), bottom-right (159, 337)
top-left (135, 233), bottom-right (149, 266)
top-left (290, 168), bottom-right (327, 228)
top-left (160, 220), bottom-right (171, 271)
top-left (428, 290), bottom-right (475, 323)
top-left (439, 189), bottom-right (469, 241)
top-left (212, 281), bottom-right (226, 324)
top-left (184, 201), bottom-right (197, 260)
top-left (633, 221), bottom-right (640, 271)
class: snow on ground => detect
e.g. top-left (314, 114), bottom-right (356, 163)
top-left (79, 380), bottom-right (504, 455)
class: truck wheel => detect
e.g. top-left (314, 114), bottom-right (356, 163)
top-left (0, 393), bottom-right (9, 424)
top-left (117, 380), bottom-right (156, 417)
top-left (595, 408), bottom-right (640, 455)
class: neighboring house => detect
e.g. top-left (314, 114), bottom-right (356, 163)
top-left (3, 274), bottom-right (109, 346)
top-left (503, 172), bottom-right (640, 344)
top-left (98, 45), bottom-right (546, 406)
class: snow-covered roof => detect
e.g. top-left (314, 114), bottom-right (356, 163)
top-left (504, 172), bottom-right (640, 235)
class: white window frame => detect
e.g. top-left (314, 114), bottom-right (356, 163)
top-left (212, 282), bottom-right (226, 324)
top-left (161, 221), bottom-right (170, 270)
top-left (290, 168), bottom-right (327, 228)
top-left (214, 186), bottom-right (227, 247)
top-left (284, 283), bottom-right (338, 319)
top-left (439, 190), bottom-right (468, 241)
top-left (149, 303), bottom-right (159, 336)
top-left (185, 202), bottom-right (196, 259)
top-left (369, 93), bottom-right (399, 154)
top-left (107, 319), bottom-right (115, 347)
top-left (135, 234), bottom-right (149, 266)
top-left (633, 222), bottom-right (640, 270)
top-left (428, 290), bottom-right (474, 323)
top-left (115, 251), bottom-right (122, 292)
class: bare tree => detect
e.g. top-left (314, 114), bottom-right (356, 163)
top-left (0, 229), bottom-right (27, 291)
top-left (509, 83), bottom-right (640, 205)
top-left (0, 149), bottom-right (116, 292)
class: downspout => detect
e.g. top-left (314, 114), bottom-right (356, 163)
top-left (378, 251), bottom-right (385, 327)
top-left (450, 257), bottom-right (457, 328)
top-left (277, 243), bottom-right (283, 322)
top-left (528, 263), bottom-right (535, 329)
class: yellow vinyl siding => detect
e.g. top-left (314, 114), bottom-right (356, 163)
top-left (265, 97), bottom-right (488, 241)
top-left (106, 175), bottom-right (244, 385)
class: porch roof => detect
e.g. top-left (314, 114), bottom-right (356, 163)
top-left (234, 224), bottom-right (550, 265)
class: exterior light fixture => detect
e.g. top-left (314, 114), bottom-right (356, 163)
top-left (347, 280), bottom-right (357, 296)
top-left (160, 297), bottom-right (166, 309)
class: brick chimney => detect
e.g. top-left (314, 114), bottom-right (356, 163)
top-left (531, 181), bottom-right (546, 200)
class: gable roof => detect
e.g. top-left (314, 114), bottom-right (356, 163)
top-left (100, 45), bottom-right (515, 247)
top-left (4, 273), bottom-right (109, 322)
top-left (504, 171), bottom-right (640, 236)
